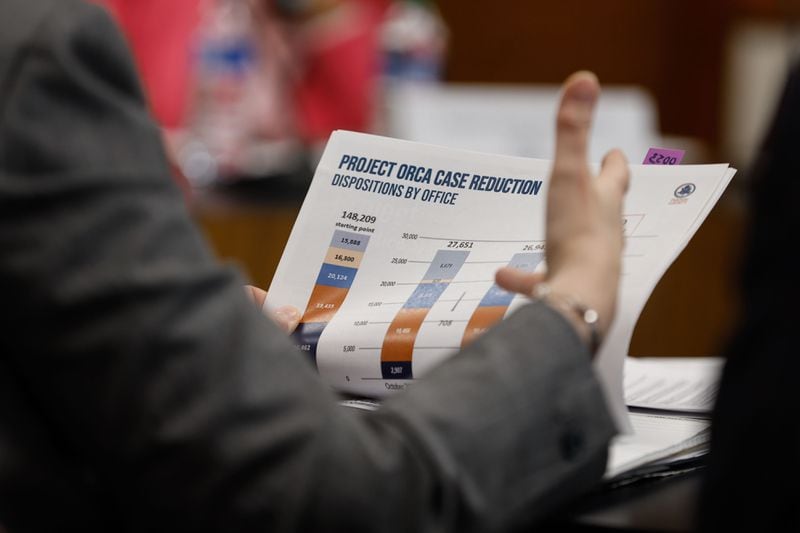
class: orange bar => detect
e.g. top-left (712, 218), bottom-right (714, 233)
top-left (301, 284), bottom-right (350, 323)
top-left (461, 306), bottom-right (508, 347)
top-left (381, 308), bottom-right (429, 363)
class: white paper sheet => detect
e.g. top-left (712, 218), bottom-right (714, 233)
top-left (267, 131), bottom-right (736, 431)
top-left (625, 357), bottom-right (724, 414)
top-left (606, 413), bottom-right (710, 479)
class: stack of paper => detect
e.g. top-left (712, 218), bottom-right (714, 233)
top-left (624, 357), bottom-right (723, 416)
top-left (606, 413), bottom-right (710, 481)
top-left (340, 360), bottom-right (725, 483)
top-left (604, 357), bottom-right (725, 483)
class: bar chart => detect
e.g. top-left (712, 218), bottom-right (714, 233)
top-left (379, 249), bottom-right (470, 379)
top-left (460, 252), bottom-right (544, 346)
top-left (293, 229), bottom-right (369, 365)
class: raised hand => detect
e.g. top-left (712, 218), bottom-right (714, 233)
top-left (495, 71), bottom-right (629, 349)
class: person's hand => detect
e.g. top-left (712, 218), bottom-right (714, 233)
top-left (495, 71), bottom-right (629, 348)
top-left (245, 285), bottom-right (301, 334)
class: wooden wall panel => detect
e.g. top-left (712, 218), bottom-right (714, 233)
top-left (436, 0), bottom-right (731, 147)
top-left (194, 201), bottom-right (300, 289)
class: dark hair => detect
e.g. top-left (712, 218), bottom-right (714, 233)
top-left (700, 60), bottom-right (800, 530)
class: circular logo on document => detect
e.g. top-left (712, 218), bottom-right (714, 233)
top-left (674, 183), bottom-right (696, 198)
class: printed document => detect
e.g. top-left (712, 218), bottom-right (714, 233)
top-left (625, 357), bottom-right (724, 415)
top-left (267, 131), bottom-right (736, 430)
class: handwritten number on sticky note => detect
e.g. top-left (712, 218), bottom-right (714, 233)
top-left (648, 153), bottom-right (678, 165)
top-left (643, 147), bottom-right (685, 165)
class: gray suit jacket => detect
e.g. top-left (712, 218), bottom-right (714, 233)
top-left (0, 1), bottom-right (615, 531)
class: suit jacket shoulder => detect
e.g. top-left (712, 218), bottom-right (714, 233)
top-left (0, 1), bottom-right (615, 531)
top-left (0, 0), bottom-right (160, 177)
top-left (0, 0), bottom-right (54, 89)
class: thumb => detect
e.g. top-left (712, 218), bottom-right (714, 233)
top-left (245, 285), bottom-right (267, 308)
top-left (597, 148), bottom-right (630, 212)
top-left (495, 267), bottom-right (546, 296)
top-left (271, 306), bottom-right (301, 334)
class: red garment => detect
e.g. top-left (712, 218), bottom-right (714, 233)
top-left (293, 0), bottom-right (392, 142)
top-left (94, 0), bottom-right (202, 129)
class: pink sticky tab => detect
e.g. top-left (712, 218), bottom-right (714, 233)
top-left (643, 147), bottom-right (685, 165)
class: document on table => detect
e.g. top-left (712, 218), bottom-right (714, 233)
top-left (267, 131), bottom-right (736, 430)
top-left (625, 357), bottom-right (724, 415)
top-left (605, 412), bottom-right (710, 479)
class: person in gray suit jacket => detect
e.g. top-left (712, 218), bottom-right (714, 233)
top-left (0, 0), bottom-right (628, 531)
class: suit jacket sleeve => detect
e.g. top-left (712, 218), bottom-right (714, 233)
top-left (0, 1), bottom-right (615, 531)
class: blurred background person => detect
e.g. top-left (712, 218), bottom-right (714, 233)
top-left (96, 0), bottom-right (446, 186)
top-left (97, 0), bottom-right (800, 386)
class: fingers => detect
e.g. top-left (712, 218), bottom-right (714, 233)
top-left (597, 148), bottom-right (630, 210)
top-left (495, 267), bottom-right (546, 296)
top-left (553, 71), bottom-right (600, 177)
top-left (245, 285), bottom-right (300, 333)
top-left (271, 306), bottom-right (301, 334)
top-left (245, 285), bottom-right (267, 308)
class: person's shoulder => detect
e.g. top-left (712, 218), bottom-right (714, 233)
top-left (0, 0), bottom-right (52, 81)
top-left (0, 0), bottom-right (117, 88)
top-left (0, 0), bottom-right (151, 176)
top-left (0, 0), bottom-right (142, 113)
top-left (0, 0), bottom-right (98, 54)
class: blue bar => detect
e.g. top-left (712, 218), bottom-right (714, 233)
top-left (316, 263), bottom-right (358, 288)
top-left (479, 252), bottom-right (545, 307)
top-left (479, 284), bottom-right (516, 307)
top-left (403, 282), bottom-right (449, 309)
top-left (330, 230), bottom-right (370, 252)
top-left (507, 252), bottom-right (544, 272)
top-left (422, 250), bottom-right (469, 281)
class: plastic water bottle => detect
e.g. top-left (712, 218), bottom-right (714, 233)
top-left (181, 0), bottom-right (257, 186)
top-left (381, 0), bottom-right (447, 82)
